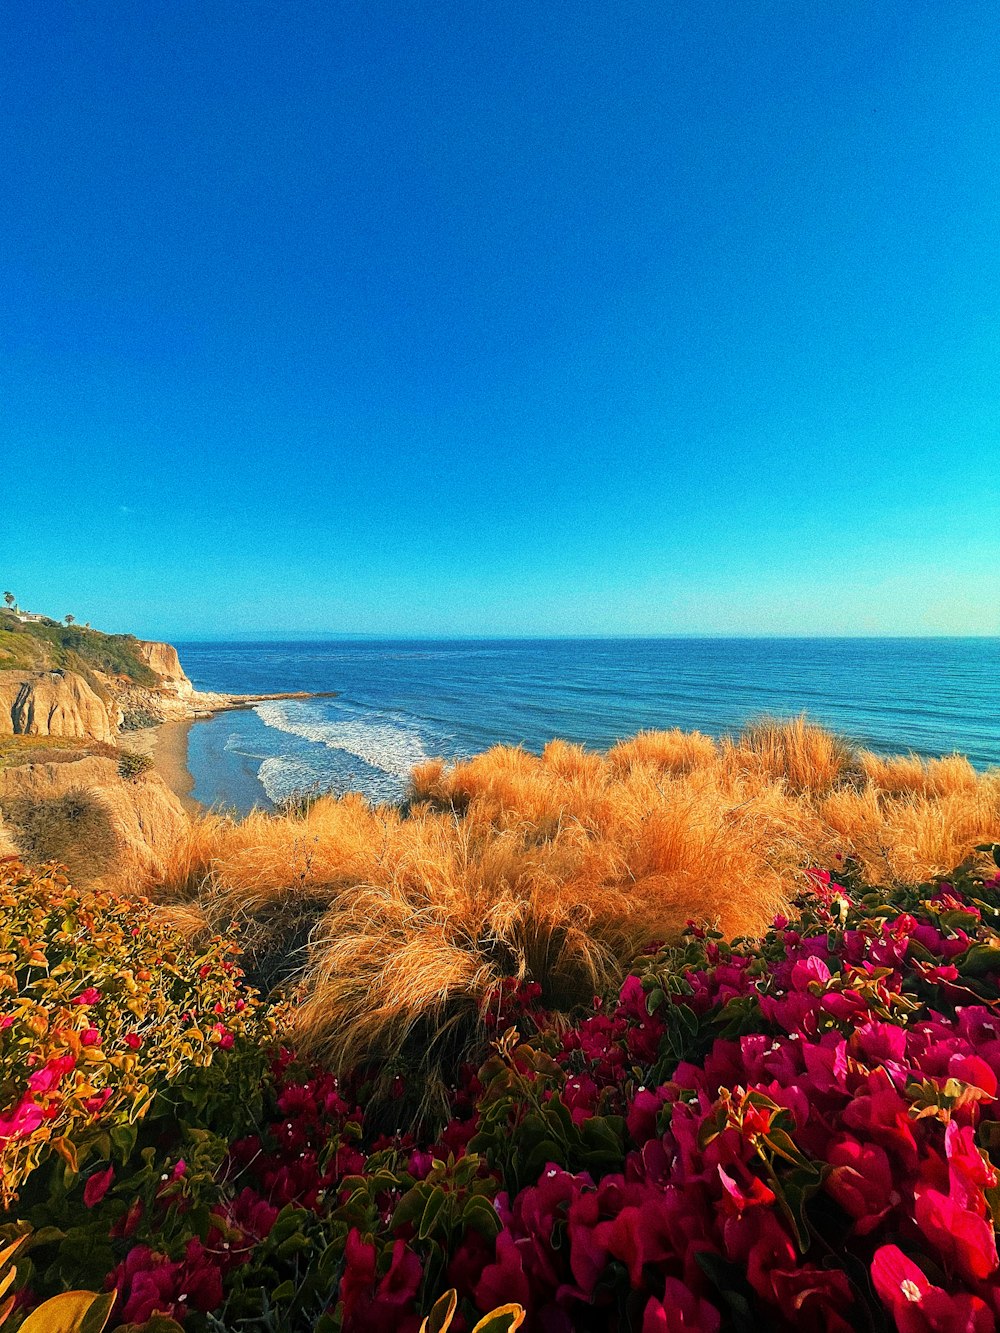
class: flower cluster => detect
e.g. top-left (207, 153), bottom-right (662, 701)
top-left (465, 852), bottom-right (1000, 1331)
top-left (5, 849), bottom-right (1000, 1333)
top-left (0, 860), bottom-right (269, 1209)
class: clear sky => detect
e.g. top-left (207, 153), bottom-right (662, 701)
top-left (3, 1), bottom-right (998, 638)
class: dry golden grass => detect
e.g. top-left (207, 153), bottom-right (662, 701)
top-left (153, 718), bottom-right (1000, 1093)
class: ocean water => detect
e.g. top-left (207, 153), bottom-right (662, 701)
top-left (176, 638), bottom-right (1000, 814)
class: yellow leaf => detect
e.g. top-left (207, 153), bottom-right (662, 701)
top-left (0, 1234), bottom-right (27, 1275)
top-left (471, 1306), bottom-right (526, 1333)
top-left (19, 1289), bottom-right (115, 1333)
top-left (51, 1138), bottom-right (79, 1175)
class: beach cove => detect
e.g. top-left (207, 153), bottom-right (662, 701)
top-left (164, 636), bottom-right (1000, 816)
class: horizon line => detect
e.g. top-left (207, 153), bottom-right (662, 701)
top-left (164, 630), bottom-right (1000, 643)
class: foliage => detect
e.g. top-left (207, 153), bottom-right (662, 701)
top-left (0, 1233), bottom-right (118, 1332)
top-left (0, 860), bottom-right (270, 1209)
top-left (117, 753), bottom-right (153, 782)
top-left (7, 845), bottom-right (1000, 1330)
top-left (0, 615), bottom-right (157, 687)
top-left (160, 723), bottom-right (1000, 1097)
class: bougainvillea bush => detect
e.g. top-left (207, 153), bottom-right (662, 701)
top-left (4, 846), bottom-right (1000, 1331)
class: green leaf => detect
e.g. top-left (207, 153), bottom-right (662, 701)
top-left (418, 1187), bottom-right (449, 1241)
top-left (461, 1195), bottom-right (503, 1238)
top-left (955, 942), bottom-right (1000, 978)
top-left (420, 1289), bottom-right (457, 1333)
top-left (110, 1123), bottom-right (138, 1161)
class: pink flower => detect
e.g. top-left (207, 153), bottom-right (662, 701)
top-left (871, 1245), bottom-right (994, 1333)
top-left (642, 1279), bottom-right (722, 1332)
top-left (340, 1229), bottom-right (377, 1325)
top-left (73, 987), bottom-right (101, 1006)
top-left (82, 1087), bottom-right (113, 1114)
top-left (628, 1086), bottom-right (670, 1145)
top-left (80, 1027), bottom-right (102, 1047)
top-left (824, 1136), bottom-right (897, 1234)
top-left (27, 1054), bottom-right (75, 1093)
top-left (0, 1095), bottom-right (43, 1142)
top-left (475, 1230), bottom-right (531, 1313)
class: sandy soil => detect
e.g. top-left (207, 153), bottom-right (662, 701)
top-left (123, 722), bottom-right (201, 814)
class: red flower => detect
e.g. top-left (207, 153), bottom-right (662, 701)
top-left (82, 1087), bottom-right (113, 1114)
top-left (824, 1136), bottom-right (897, 1234)
top-left (83, 1164), bottom-right (115, 1207)
top-left (642, 1278), bottom-right (722, 1331)
top-left (914, 1188), bottom-right (999, 1284)
top-left (340, 1229), bottom-right (377, 1325)
top-left (73, 987), bottom-right (101, 1006)
top-left (476, 1230), bottom-right (531, 1313)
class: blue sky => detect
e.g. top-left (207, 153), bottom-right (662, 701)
top-left (3, 0), bottom-right (998, 638)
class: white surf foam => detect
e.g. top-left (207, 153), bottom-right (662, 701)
top-left (254, 700), bottom-right (431, 782)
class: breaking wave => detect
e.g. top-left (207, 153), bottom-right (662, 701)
top-left (252, 699), bottom-right (451, 805)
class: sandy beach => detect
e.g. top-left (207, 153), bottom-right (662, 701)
top-left (124, 720), bottom-right (202, 815)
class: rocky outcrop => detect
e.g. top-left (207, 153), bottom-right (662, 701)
top-left (0, 670), bottom-right (117, 743)
top-left (0, 755), bottom-right (188, 888)
top-left (135, 641), bottom-right (194, 698)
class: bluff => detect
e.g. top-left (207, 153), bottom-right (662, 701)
top-left (134, 640), bottom-right (194, 698)
top-left (0, 670), bottom-right (117, 742)
top-left (0, 618), bottom-right (203, 740)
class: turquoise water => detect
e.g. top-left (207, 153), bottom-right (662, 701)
top-left (176, 638), bottom-right (1000, 814)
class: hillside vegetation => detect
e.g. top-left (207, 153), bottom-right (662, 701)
top-left (154, 719), bottom-right (1000, 1107)
top-left (0, 611), bottom-right (158, 688)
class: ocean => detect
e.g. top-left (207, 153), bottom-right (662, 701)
top-left (175, 638), bottom-right (1000, 814)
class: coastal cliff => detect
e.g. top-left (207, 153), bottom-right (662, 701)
top-left (135, 639), bottom-right (194, 698)
top-left (0, 615), bottom-right (201, 886)
top-left (0, 609), bottom-right (331, 885)
top-left (0, 669), bottom-right (118, 742)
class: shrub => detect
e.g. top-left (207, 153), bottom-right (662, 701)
top-left (116, 752), bottom-right (153, 782)
top-left (0, 860), bottom-right (270, 1210)
top-left (158, 723), bottom-right (1000, 1097)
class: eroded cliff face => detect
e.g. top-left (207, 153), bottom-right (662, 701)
top-left (0, 639), bottom-right (202, 742)
top-left (0, 670), bottom-right (117, 743)
top-left (135, 641), bottom-right (194, 698)
top-left (0, 755), bottom-right (188, 889)
top-left (0, 638), bottom-right (201, 891)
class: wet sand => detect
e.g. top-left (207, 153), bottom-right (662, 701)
top-left (124, 721), bottom-right (202, 814)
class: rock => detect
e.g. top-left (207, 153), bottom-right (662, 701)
top-left (135, 641), bottom-right (194, 698)
top-left (0, 670), bottom-right (116, 743)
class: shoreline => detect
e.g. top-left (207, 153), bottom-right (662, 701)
top-left (122, 689), bottom-right (338, 817)
top-left (125, 720), bottom-right (202, 815)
